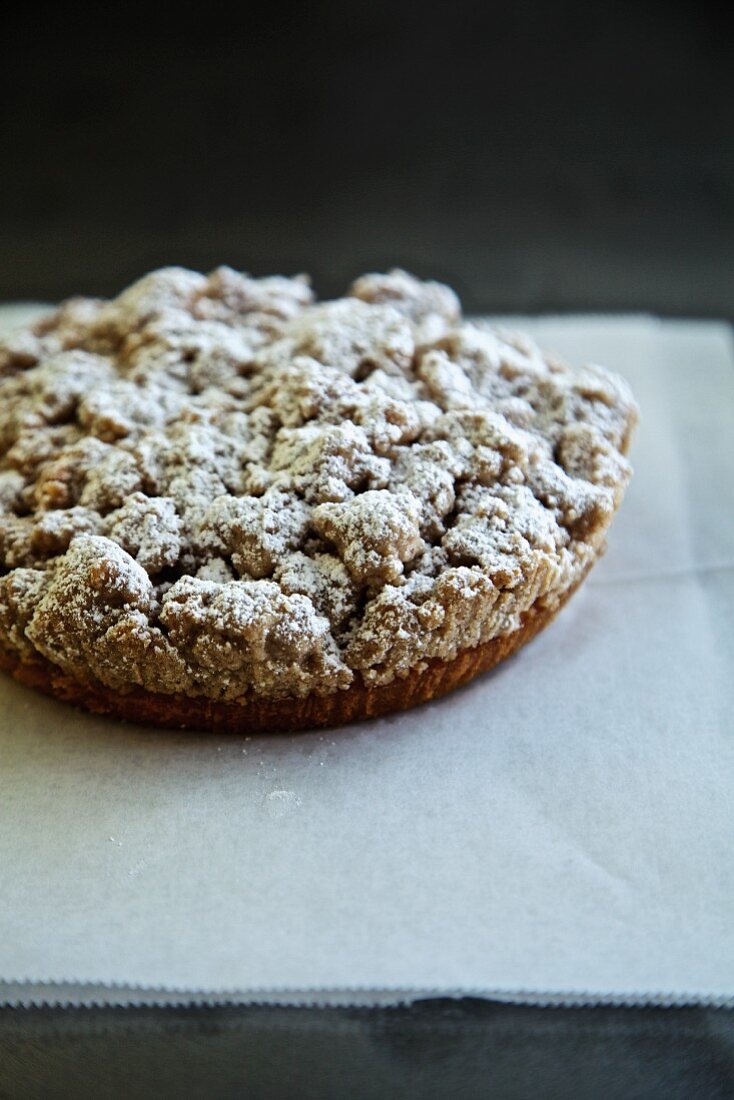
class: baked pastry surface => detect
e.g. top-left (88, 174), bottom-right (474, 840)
top-left (0, 269), bottom-right (637, 730)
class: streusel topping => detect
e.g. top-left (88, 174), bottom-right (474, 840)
top-left (0, 268), bottom-right (637, 700)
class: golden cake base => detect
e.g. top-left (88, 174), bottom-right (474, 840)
top-left (0, 582), bottom-right (581, 733)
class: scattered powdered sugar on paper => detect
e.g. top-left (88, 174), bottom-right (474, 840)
top-left (264, 789), bottom-right (303, 818)
top-left (0, 267), bottom-right (637, 700)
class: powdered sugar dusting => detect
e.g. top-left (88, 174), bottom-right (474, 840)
top-left (0, 267), bottom-right (637, 699)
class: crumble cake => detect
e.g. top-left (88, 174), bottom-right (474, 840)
top-left (0, 268), bottom-right (638, 730)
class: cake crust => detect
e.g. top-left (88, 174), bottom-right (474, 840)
top-left (0, 578), bottom-right (581, 733)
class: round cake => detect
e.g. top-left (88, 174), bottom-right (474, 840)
top-left (0, 268), bottom-right (637, 731)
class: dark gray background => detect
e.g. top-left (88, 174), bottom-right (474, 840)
top-left (1, 1000), bottom-right (733, 1100)
top-left (1, 0), bottom-right (732, 316)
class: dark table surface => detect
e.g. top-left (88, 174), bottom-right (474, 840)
top-left (2, 1000), bottom-right (733, 1100)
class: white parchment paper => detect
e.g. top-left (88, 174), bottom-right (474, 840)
top-left (1, 311), bottom-right (732, 1007)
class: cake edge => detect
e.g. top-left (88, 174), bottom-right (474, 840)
top-left (0, 571), bottom-right (588, 734)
